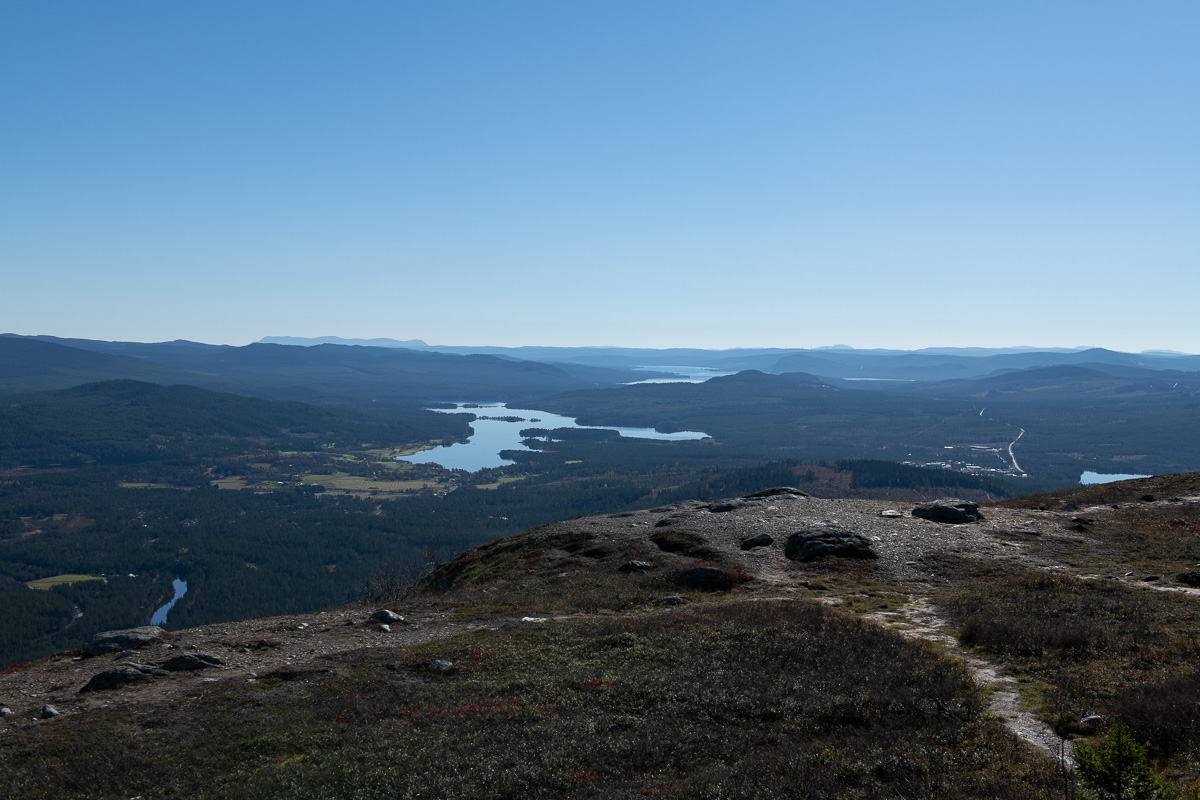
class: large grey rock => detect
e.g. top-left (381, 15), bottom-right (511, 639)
top-left (912, 499), bottom-right (982, 524)
top-left (742, 487), bottom-right (810, 500)
top-left (40, 705), bottom-right (60, 719)
top-left (369, 610), bottom-right (405, 624)
top-left (740, 533), bottom-right (774, 550)
top-left (707, 501), bottom-right (746, 513)
top-left (785, 530), bottom-right (877, 561)
top-left (618, 560), bottom-right (655, 573)
top-left (85, 626), bottom-right (164, 656)
top-left (79, 664), bottom-right (169, 693)
top-left (161, 653), bottom-right (223, 671)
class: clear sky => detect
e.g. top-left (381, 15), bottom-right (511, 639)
top-left (2, 2), bottom-right (1197, 352)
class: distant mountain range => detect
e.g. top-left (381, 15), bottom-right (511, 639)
top-left (257, 336), bottom-right (1200, 381)
top-left (0, 335), bottom-right (668, 404)
top-left (6, 334), bottom-right (1200, 404)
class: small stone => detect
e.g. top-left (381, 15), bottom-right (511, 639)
top-left (1141, 575), bottom-right (1159, 582)
top-left (664, 595), bottom-right (685, 604)
top-left (378, 624), bottom-right (391, 632)
top-left (427, 659), bottom-right (453, 673)
top-left (1081, 715), bottom-right (1106, 730)
top-left (618, 560), bottom-right (655, 573)
top-left (0, 707), bottom-right (13, 717)
top-left (879, 509), bottom-right (903, 518)
top-left (40, 705), bottom-right (60, 719)
top-left (521, 616), bottom-right (549, 623)
top-left (369, 610), bottom-right (405, 624)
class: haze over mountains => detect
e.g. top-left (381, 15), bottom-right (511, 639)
top-left (7, 333), bottom-right (1200, 394)
top-left (4, 331), bottom-right (1200, 491)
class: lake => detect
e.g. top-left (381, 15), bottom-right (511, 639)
top-left (150, 578), bottom-right (188, 626)
top-left (1080, 471), bottom-right (1152, 485)
top-left (399, 403), bottom-right (709, 472)
top-left (625, 365), bottom-right (736, 384)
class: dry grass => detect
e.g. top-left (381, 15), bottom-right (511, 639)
top-left (3, 600), bottom-right (1063, 799)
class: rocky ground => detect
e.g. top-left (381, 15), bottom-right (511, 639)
top-left (4, 484), bottom-right (1199, 768)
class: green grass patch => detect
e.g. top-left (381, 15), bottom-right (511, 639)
top-left (477, 475), bottom-right (530, 490)
top-left (302, 473), bottom-right (437, 492)
top-left (27, 573), bottom-right (104, 590)
top-left (118, 482), bottom-right (193, 490)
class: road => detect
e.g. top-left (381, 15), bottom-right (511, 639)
top-left (1007, 428), bottom-right (1026, 476)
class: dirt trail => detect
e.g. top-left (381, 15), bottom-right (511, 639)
top-left (868, 597), bottom-right (1072, 765)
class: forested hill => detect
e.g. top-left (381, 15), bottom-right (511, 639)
top-left (0, 380), bottom-right (468, 469)
top-left (0, 336), bottom-right (655, 403)
top-left (0, 337), bottom-right (192, 393)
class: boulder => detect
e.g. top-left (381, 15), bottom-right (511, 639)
top-left (618, 560), bottom-right (656, 573)
top-left (912, 499), bottom-right (982, 524)
top-left (742, 487), bottom-right (810, 500)
top-left (664, 595), bottom-right (685, 604)
top-left (427, 659), bottom-right (453, 674)
top-left (85, 626), bottom-right (165, 656)
top-left (40, 705), bottom-right (60, 719)
top-left (161, 653), bottom-right (223, 672)
top-left (369, 610), bottom-right (405, 624)
top-left (1176, 570), bottom-right (1200, 587)
top-left (79, 664), bottom-right (169, 693)
top-left (740, 533), bottom-right (774, 550)
top-left (879, 509), bottom-right (903, 518)
top-left (785, 530), bottom-right (877, 561)
top-left (679, 566), bottom-right (732, 590)
top-left (707, 501), bottom-right (746, 513)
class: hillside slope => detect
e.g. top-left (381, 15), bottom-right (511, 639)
top-left (2, 475), bottom-right (1199, 798)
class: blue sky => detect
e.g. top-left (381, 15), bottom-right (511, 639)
top-left (2, 2), bottom-right (1197, 351)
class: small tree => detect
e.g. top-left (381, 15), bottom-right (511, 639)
top-left (1073, 722), bottom-right (1162, 800)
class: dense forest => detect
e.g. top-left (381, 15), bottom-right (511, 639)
top-left (4, 341), bottom-right (1198, 667)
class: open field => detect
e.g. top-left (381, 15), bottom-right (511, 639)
top-left (26, 574), bottom-right (104, 590)
top-left (302, 473), bottom-right (441, 493)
